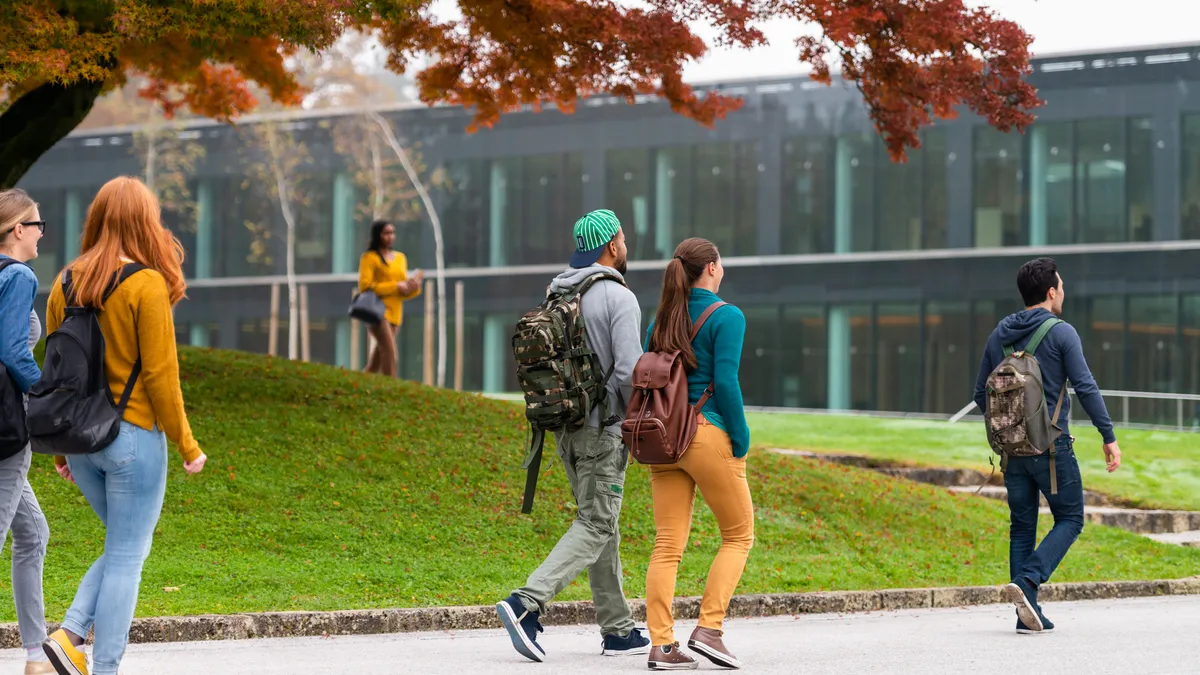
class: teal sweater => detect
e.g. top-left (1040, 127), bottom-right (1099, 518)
top-left (644, 288), bottom-right (751, 457)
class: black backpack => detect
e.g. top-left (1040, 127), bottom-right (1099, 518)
top-left (0, 257), bottom-right (32, 460)
top-left (27, 264), bottom-right (147, 457)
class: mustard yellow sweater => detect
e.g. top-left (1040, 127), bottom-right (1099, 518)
top-left (46, 267), bottom-right (202, 465)
top-left (357, 250), bottom-right (421, 326)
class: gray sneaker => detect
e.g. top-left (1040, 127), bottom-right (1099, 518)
top-left (648, 642), bottom-right (698, 671)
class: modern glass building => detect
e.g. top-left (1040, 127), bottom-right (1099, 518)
top-left (16, 42), bottom-right (1200, 423)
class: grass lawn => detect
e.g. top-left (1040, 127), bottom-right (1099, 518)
top-left (1, 348), bottom-right (1197, 622)
top-left (748, 413), bottom-right (1200, 511)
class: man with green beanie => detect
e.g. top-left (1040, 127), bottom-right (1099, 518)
top-left (496, 209), bottom-right (650, 662)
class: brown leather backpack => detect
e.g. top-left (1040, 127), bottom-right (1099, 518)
top-left (622, 301), bottom-right (726, 465)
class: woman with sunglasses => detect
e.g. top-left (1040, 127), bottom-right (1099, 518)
top-left (0, 188), bottom-right (54, 675)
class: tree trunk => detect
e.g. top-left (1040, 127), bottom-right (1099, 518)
top-left (370, 111), bottom-right (449, 387)
top-left (144, 130), bottom-right (158, 193)
top-left (0, 77), bottom-right (108, 189)
top-left (266, 128), bottom-right (300, 361)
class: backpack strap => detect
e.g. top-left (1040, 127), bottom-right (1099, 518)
top-left (690, 301), bottom-right (727, 411)
top-left (1023, 318), bottom-right (1062, 357)
top-left (0, 257), bottom-right (28, 274)
top-left (62, 263), bottom-right (149, 307)
top-left (62, 263), bottom-right (148, 413)
top-left (572, 271), bottom-right (629, 426)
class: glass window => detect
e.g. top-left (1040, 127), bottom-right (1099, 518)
top-left (237, 318), bottom-right (272, 356)
top-left (828, 304), bottom-right (873, 410)
top-left (781, 137), bottom-right (832, 254)
top-left (610, 142), bottom-right (758, 259)
top-left (922, 129), bottom-right (949, 250)
top-left (397, 313), bottom-right (426, 382)
top-left (1127, 295), bottom-right (1180, 424)
top-left (1184, 115), bottom-right (1200, 240)
top-left (606, 148), bottom-right (658, 261)
top-left (875, 303), bottom-right (921, 412)
top-left (973, 127), bottom-right (1024, 247)
top-left (741, 306), bottom-right (781, 406)
top-left (1078, 296), bottom-right (1126, 393)
top-left (834, 134), bottom-right (876, 253)
top-left (497, 153), bottom-right (584, 266)
top-left (438, 159), bottom-right (489, 268)
top-left (1184, 296), bottom-right (1200, 403)
top-left (876, 145), bottom-right (922, 252)
top-left (1028, 122), bottom-right (1074, 245)
top-left (210, 176), bottom-right (277, 277)
top-left (1127, 118), bottom-right (1155, 242)
top-left (294, 171), bottom-right (334, 275)
top-left (1075, 119), bottom-right (1127, 244)
top-left (781, 305), bottom-right (827, 408)
top-left (923, 302), bottom-right (972, 414)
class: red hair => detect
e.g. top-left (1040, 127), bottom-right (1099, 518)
top-left (68, 176), bottom-right (187, 308)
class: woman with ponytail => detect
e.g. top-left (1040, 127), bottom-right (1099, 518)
top-left (642, 238), bottom-right (753, 671)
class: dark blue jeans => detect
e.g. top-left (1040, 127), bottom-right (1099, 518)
top-left (1005, 436), bottom-right (1085, 589)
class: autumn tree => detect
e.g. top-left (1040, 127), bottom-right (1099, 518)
top-left (0, 0), bottom-right (1039, 190)
top-left (129, 96), bottom-right (207, 228)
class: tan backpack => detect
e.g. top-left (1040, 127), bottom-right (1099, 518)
top-left (984, 317), bottom-right (1067, 493)
top-left (622, 302), bottom-right (726, 465)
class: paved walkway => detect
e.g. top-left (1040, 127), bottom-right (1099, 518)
top-left (4, 596), bottom-right (1197, 674)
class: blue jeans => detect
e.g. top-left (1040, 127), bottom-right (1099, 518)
top-left (1005, 436), bottom-right (1085, 590)
top-left (62, 423), bottom-right (168, 675)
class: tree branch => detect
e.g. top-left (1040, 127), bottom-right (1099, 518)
top-left (0, 76), bottom-right (108, 189)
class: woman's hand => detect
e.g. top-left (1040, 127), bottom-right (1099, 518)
top-left (184, 453), bottom-right (207, 475)
top-left (55, 463), bottom-right (74, 484)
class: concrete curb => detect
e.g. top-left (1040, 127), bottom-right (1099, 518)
top-left (4, 578), bottom-right (1197, 649)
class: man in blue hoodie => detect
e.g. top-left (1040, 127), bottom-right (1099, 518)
top-left (973, 257), bottom-right (1122, 634)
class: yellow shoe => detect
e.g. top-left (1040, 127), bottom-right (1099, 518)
top-left (25, 660), bottom-right (58, 675)
top-left (42, 629), bottom-right (88, 675)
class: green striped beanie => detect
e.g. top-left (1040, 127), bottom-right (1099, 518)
top-left (573, 209), bottom-right (621, 253)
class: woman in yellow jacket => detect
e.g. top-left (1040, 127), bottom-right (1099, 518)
top-left (41, 177), bottom-right (206, 675)
top-left (358, 219), bottom-right (422, 378)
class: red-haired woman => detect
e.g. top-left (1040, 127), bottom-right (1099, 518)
top-left (41, 176), bottom-right (206, 675)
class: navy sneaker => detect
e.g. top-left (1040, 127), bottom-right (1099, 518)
top-left (602, 627), bottom-right (651, 656)
top-left (497, 594), bottom-right (546, 662)
top-left (1017, 605), bottom-right (1054, 634)
top-left (1004, 579), bottom-right (1043, 632)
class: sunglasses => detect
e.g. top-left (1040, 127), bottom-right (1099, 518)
top-left (19, 220), bottom-right (46, 234)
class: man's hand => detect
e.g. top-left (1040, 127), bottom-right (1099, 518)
top-left (1102, 442), bottom-right (1121, 473)
top-left (55, 463), bottom-right (74, 484)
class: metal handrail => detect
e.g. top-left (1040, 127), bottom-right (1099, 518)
top-left (950, 388), bottom-right (1200, 431)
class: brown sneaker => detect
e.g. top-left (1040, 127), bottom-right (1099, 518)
top-left (688, 626), bottom-right (742, 669)
top-left (647, 642), bottom-right (698, 670)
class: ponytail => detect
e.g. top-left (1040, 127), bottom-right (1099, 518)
top-left (648, 238), bottom-right (720, 370)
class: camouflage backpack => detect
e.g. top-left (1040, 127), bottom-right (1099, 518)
top-left (512, 272), bottom-right (625, 513)
top-left (983, 317), bottom-right (1068, 494)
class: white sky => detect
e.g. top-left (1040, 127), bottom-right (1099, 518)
top-left (394, 0), bottom-right (1200, 87)
top-left (683, 0), bottom-right (1200, 82)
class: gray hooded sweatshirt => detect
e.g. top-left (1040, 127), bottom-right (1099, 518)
top-left (548, 265), bottom-right (643, 435)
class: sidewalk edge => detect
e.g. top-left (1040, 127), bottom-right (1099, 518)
top-left (4, 577), bottom-right (1196, 648)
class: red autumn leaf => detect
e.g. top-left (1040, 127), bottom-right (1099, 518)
top-left (0, 0), bottom-right (1037, 188)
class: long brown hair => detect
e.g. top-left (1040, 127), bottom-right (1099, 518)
top-left (68, 176), bottom-right (187, 308)
top-left (648, 238), bottom-right (720, 370)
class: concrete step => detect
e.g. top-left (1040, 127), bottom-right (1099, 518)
top-left (947, 485), bottom-right (1113, 507)
top-left (1146, 531), bottom-right (1200, 548)
top-left (770, 449), bottom-right (1003, 487)
top-left (1058, 506), bottom-right (1200, 535)
top-left (772, 448), bottom-right (1200, 537)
